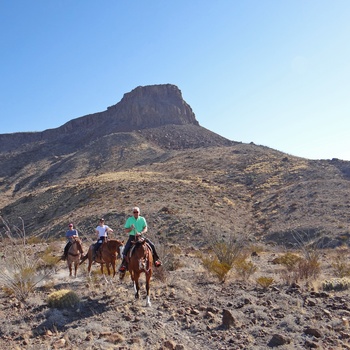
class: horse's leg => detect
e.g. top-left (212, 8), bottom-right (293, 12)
top-left (134, 274), bottom-right (140, 299)
top-left (74, 261), bottom-right (78, 278)
top-left (68, 261), bottom-right (72, 277)
top-left (88, 258), bottom-right (93, 279)
top-left (112, 259), bottom-right (116, 277)
top-left (145, 273), bottom-right (151, 307)
top-left (100, 263), bottom-right (108, 283)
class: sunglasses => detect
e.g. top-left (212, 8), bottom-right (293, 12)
top-left (133, 211), bottom-right (139, 214)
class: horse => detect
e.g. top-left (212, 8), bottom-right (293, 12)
top-left (120, 235), bottom-right (153, 306)
top-left (80, 239), bottom-right (124, 281)
top-left (66, 237), bottom-right (84, 277)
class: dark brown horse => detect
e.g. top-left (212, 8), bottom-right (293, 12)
top-left (80, 239), bottom-right (124, 280)
top-left (120, 235), bottom-right (153, 306)
top-left (66, 237), bottom-right (84, 278)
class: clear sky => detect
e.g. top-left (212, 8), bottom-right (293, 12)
top-left (1, 1), bottom-right (350, 160)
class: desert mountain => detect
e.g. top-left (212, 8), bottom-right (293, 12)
top-left (1, 84), bottom-right (350, 250)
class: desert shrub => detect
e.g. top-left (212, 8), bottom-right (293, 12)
top-left (26, 236), bottom-right (42, 244)
top-left (332, 255), bottom-right (350, 278)
top-left (278, 253), bottom-right (321, 284)
top-left (297, 252), bottom-right (320, 280)
top-left (209, 237), bottom-right (245, 267)
top-left (201, 229), bottom-right (250, 281)
top-left (233, 256), bottom-right (257, 281)
top-left (256, 276), bottom-right (274, 290)
top-left (322, 278), bottom-right (350, 291)
top-left (47, 289), bottom-right (81, 309)
top-left (201, 256), bottom-right (231, 282)
top-left (0, 217), bottom-right (55, 301)
top-left (276, 229), bottom-right (323, 284)
top-left (274, 252), bottom-right (301, 269)
top-left (37, 244), bottom-right (60, 270)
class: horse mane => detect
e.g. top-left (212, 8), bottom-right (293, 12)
top-left (106, 239), bottom-right (123, 249)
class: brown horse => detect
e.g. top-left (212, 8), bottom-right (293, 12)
top-left (120, 235), bottom-right (153, 306)
top-left (66, 237), bottom-right (84, 277)
top-left (80, 239), bottom-right (124, 280)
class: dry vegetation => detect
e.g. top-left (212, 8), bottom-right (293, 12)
top-left (2, 129), bottom-right (350, 348)
top-left (2, 216), bottom-right (350, 349)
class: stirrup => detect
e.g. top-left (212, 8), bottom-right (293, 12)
top-left (155, 260), bottom-right (162, 267)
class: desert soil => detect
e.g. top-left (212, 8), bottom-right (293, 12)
top-left (1, 241), bottom-right (350, 350)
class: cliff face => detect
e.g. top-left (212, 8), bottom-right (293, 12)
top-left (0, 84), bottom-right (200, 152)
top-left (105, 84), bottom-right (199, 130)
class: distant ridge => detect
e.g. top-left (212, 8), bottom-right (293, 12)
top-left (0, 84), bottom-right (232, 152)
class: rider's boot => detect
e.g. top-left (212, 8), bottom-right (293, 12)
top-left (154, 254), bottom-right (162, 267)
top-left (119, 256), bottom-right (127, 272)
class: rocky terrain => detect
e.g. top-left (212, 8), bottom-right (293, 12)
top-left (1, 84), bottom-right (350, 349)
top-left (1, 240), bottom-right (350, 350)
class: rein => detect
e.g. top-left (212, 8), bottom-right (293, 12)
top-left (137, 241), bottom-right (152, 273)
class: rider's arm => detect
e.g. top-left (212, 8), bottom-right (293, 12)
top-left (125, 226), bottom-right (134, 234)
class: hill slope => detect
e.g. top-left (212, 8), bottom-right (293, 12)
top-left (1, 83), bottom-right (350, 250)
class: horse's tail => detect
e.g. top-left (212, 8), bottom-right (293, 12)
top-left (79, 252), bottom-right (88, 265)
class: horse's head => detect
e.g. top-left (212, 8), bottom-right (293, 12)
top-left (119, 242), bottom-right (124, 259)
top-left (107, 239), bottom-right (124, 259)
top-left (73, 237), bottom-right (83, 254)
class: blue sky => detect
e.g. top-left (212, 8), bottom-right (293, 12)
top-left (1, 1), bottom-right (350, 160)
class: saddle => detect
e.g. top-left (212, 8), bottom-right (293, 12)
top-left (94, 237), bottom-right (108, 261)
top-left (126, 234), bottom-right (152, 262)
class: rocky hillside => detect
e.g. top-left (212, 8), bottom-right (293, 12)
top-left (1, 83), bottom-right (350, 250)
top-left (2, 84), bottom-right (350, 350)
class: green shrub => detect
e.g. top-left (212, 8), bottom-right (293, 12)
top-left (47, 289), bottom-right (81, 309)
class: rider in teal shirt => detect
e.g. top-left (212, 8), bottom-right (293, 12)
top-left (119, 206), bottom-right (162, 272)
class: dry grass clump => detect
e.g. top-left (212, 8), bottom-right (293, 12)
top-left (275, 250), bottom-right (321, 284)
top-left (233, 255), bottom-right (257, 281)
top-left (256, 276), bottom-right (274, 290)
top-left (0, 217), bottom-right (55, 301)
top-left (47, 289), bottom-right (81, 309)
top-left (38, 243), bottom-right (60, 270)
top-left (332, 254), bottom-right (350, 278)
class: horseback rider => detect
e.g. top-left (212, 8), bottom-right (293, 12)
top-left (93, 218), bottom-right (114, 261)
top-left (63, 223), bottom-right (80, 260)
top-left (119, 206), bottom-right (161, 272)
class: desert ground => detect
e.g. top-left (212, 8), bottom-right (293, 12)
top-left (1, 237), bottom-right (350, 350)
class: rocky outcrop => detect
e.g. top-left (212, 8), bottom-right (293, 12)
top-left (105, 84), bottom-right (199, 130)
top-left (0, 84), bottom-right (201, 152)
